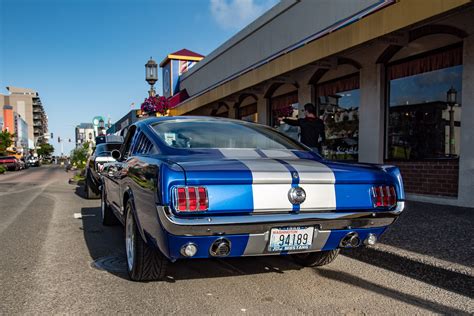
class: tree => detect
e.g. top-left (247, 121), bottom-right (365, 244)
top-left (70, 144), bottom-right (89, 169)
top-left (0, 131), bottom-right (14, 155)
top-left (37, 143), bottom-right (54, 157)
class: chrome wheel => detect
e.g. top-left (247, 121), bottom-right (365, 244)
top-left (125, 209), bottom-right (135, 272)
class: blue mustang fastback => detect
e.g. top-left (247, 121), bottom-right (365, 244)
top-left (101, 117), bottom-right (404, 281)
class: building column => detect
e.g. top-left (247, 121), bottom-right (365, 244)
top-left (298, 85), bottom-right (314, 107)
top-left (458, 34), bottom-right (474, 208)
top-left (257, 97), bottom-right (269, 125)
top-left (298, 85), bottom-right (314, 115)
top-left (228, 103), bottom-right (238, 119)
top-left (358, 63), bottom-right (385, 164)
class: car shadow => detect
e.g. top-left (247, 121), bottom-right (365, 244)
top-left (377, 201), bottom-right (473, 268)
top-left (342, 246), bottom-right (474, 298)
top-left (314, 268), bottom-right (470, 315)
top-left (80, 205), bottom-right (303, 282)
top-left (339, 200), bottom-right (474, 298)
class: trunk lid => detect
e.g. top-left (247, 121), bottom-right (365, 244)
top-left (167, 149), bottom-right (390, 214)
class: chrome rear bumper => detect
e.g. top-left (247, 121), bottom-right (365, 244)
top-left (156, 202), bottom-right (405, 236)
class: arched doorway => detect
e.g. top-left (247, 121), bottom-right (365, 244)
top-left (265, 82), bottom-right (299, 140)
top-left (311, 59), bottom-right (361, 161)
top-left (378, 25), bottom-right (466, 197)
top-left (211, 102), bottom-right (229, 118)
top-left (265, 82), bottom-right (299, 129)
top-left (236, 93), bottom-right (258, 122)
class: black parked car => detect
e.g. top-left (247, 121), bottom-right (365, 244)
top-left (84, 138), bottom-right (123, 199)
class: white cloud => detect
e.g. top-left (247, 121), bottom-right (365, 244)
top-left (210, 0), bottom-right (278, 30)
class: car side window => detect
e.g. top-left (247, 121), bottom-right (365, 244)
top-left (122, 126), bottom-right (137, 160)
top-left (132, 132), bottom-right (157, 156)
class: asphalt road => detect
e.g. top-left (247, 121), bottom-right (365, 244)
top-left (0, 165), bottom-right (472, 315)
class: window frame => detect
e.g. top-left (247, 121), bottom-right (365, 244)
top-left (384, 42), bottom-right (463, 161)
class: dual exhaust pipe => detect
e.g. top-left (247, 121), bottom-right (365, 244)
top-left (181, 233), bottom-right (376, 258)
top-left (181, 238), bottom-right (231, 258)
top-left (340, 232), bottom-right (377, 248)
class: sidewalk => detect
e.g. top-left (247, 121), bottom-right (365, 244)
top-left (343, 201), bottom-right (474, 298)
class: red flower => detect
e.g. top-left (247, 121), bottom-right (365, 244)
top-left (140, 95), bottom-right (169, 115)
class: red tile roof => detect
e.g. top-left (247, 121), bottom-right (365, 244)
top-left (160, 49), bottom-right (204, 67)
top-left (170, 49), bottom-right (204, 58)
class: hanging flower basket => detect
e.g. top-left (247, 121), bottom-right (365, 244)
top-left (140, 95), bottom-right (170, 116)
top-left (275, 105), bottom-right (294, 118)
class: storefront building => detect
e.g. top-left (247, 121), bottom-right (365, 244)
top-left (165, 0), bottom-right (474, 207)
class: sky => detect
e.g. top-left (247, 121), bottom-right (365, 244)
top-left (0, 0), bottom-right (278, 155)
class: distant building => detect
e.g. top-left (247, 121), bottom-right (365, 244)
top-left (0, 86), bottom-right (48, 149)
top-left (75, 123), bottom-right (95, 148)
top-left (14, 113), bottom-right (29, 155)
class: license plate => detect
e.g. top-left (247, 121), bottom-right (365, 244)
top-left (268, 226), bottom-right (314, 252)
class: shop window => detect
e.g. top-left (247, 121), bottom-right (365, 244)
top-left (387, 44), bottom-right (462, 160)
top-left (317, 73), bottom-right (360, 161)
top-left (270, 92), bottom-right (299, 141)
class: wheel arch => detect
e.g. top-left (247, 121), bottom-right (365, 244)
top-left (123, 188), bottom-right (147, 242)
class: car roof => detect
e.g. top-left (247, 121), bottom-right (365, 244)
top-left (134, 116), bottom-right (264, 128)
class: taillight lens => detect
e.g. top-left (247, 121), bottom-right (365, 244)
top-left (174, 186), bottom-right (208, 212)
top-left (371, 185), bottom-right (397, 208)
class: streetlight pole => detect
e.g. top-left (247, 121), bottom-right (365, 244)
top-left (145, 57), bottom-right (158, 97)
top-left (446, 87), bottom-right (457, 156)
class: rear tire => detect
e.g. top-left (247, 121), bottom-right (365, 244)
top-left (125, 200), bottom-right (168, 281)
top-left (84, 172), bottom-right (99, 199)
top-left (291, 249), bottom-right (340, 267)
top-left (101, 184), bottom-right (119, 226)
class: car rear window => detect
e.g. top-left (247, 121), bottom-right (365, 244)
top-left (151, 119), bottom-right (307, 150)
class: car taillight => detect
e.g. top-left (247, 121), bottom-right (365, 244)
top-left (371, 185), bottom-right (397, 208)
top-left (174, 186), bottom-right (208, 212)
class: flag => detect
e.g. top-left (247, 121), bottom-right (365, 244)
top-left (179, 60), bottom-right (196, 76)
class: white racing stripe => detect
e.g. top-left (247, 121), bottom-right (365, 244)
top-left (239, 158), bottom-right (294, 211)
top-left (281, 159), bottom-right (337, 211)
top-left (219, 149), bottom-right (294, 211)
top-left (281, 158), bottom-right (335, 184)
top-left (219, 148), bottom-right (261, 158)
top-left (260, 149), bottom-right (297, 158)
top-left (218, 149), bottom-right (336, 211)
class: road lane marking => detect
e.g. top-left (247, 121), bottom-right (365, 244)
top-left (73, 213), bottom-right (95, 219)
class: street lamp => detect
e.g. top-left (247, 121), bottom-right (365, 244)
top-left (145, 57), bottom-right (158, 97)
top-left (446, 86), bottom-right (457, 156)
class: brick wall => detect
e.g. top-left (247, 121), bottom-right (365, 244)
top-left (387, 159), bottom-right (459, 197)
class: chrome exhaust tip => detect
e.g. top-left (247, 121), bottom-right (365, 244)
top-left (364, 233), bottom-right (377, 246)
top-left (340, 232), bottom-right (361, 248)
top-left (180, 243), bottom-right (198, 257)
top-left (210, 238), bottom-right (231, 257)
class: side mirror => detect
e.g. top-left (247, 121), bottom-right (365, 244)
top-left (111, 149), bottom-right (121, 160)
